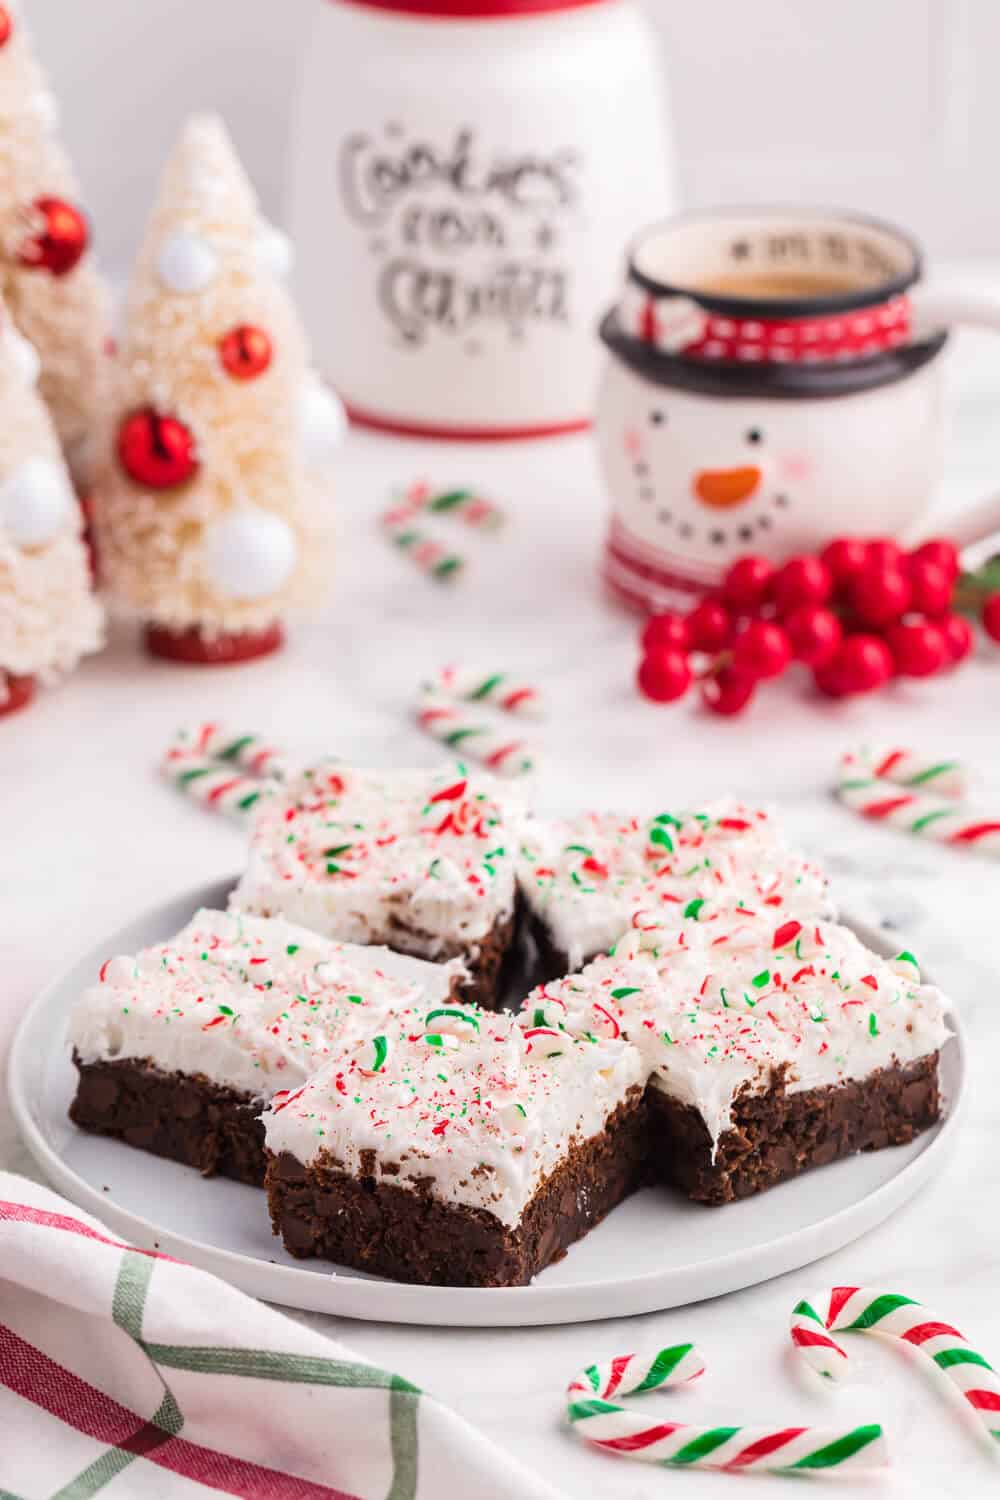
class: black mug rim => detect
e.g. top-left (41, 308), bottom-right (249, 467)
top-left (625, 205), bottom-right (924, 320)
top-left (599, 310), bottom-right (948, 400)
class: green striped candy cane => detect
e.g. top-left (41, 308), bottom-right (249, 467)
top-left (791, 1286), bottom-right (1000, 1449)
top-left (566, 1344), bottom-right (887, 1475)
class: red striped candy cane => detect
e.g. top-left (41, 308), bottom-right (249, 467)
top-left (791, 1287), bottom-right (1000, 1449)
top-left (415, 694), bottom-right (535, 778)
top-left (165, 723), bottom-right (292, 781)
top-left (859, 746), bottom-right (969, 798)
top-left (425, 666), bottom-right (544, 719)
top-left (837, 749), bottom-right (1000, 857)
top-left (159, 752), bottom-right (274, 821)
top-left (566, 1345), bottom-right (886, 1474)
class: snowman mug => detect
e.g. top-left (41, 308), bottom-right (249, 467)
top-left (597, 207), bottom-right (1000, 613)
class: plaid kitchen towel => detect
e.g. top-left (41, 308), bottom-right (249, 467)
top-left (0, 1172), bottom-right (564, 1500)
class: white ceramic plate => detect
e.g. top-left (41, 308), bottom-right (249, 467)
top-left (9, 877), bottom-right (964, 1328)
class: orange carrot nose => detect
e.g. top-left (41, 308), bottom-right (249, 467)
top-left (693, 466), bottom-right (762, 508)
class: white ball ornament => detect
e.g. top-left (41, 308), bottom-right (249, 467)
top-left (0, 457), bottom-right (75, 548)
top-left (256, 218), bottom-right (294, 280)
top-left (157, 229), bottom-right (219, 294)
top-left (299, 377), bottom-right (347, 467)
top-left (203, 509), bottom-right (297, 601)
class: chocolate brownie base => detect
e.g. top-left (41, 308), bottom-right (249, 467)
top-left (382, 905), bottom-right (518, 1010)
top-left (647, 1054), bottom-right (940, 1205)
top-left (69, 1054), bottom-right (267, 1186)
top-left (265, 1087), bottom-right (649, 1286)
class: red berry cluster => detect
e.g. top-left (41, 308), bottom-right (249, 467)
top-left (637, 535), bottom-right (995, 716)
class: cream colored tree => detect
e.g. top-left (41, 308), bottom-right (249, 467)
top-left (0, 296), bottom-right (103, 716)
top-left (92, 115), bottom-right (338, 664)
top-left (0, 2), bottom-right (112, 483)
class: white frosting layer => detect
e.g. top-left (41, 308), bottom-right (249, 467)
top-left (518, 801), bottom-right (833, 969)
top-left (520, 910), bottom-right (951, 1150)
top-left (262, 1004), bottom-right (644, 1227)
top-left (232, 763), bottom-right (523, 957)
top-left (68, 908), bottom-right (457, 1100)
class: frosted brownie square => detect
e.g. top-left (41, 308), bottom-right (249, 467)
top-left (522, 908), bottom-right (951, 1203)
top-left (517, 800), bottom-right (832, 973)
top-left (231, 762), bottom-right (523, 1007)
top-left (263, 1004), bottom-right (646, 1286)
top-left (68, 908), bottom-right (459, 1185)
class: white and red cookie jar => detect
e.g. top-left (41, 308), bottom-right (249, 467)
top-left (597, 208), bottom-right (1000, 613)
top-left (289, 0), bottom-right (674, 438)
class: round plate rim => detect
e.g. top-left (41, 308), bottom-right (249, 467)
top-left (7, 875), bottom-right (965, 1328)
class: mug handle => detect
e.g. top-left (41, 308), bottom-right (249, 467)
top-left (908, 281), bottom-right (1000, 550)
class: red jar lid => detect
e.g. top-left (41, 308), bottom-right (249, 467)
top-left (338, 0), bottom-right (611, 17)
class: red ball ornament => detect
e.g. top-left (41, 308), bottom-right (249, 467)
top-left (701, 665), bottom-right (756, 716)
top-left (732, 620), bottom-right (793, 681)
top-left (18, 196), bottom-right (89, 277)
top-left (686, 598), bottom-right (731, 652)
top-left (0, 7), bottom-right (13, 47)
top-left (117, 408), bottom-right (199, 490)
top-left (637, 649), bottom-right (692, 703)
top-left (219, 324), bottom-right (273, 381)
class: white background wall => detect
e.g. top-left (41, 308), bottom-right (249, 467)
top-left (25, 0), bottom-right (1000, 271)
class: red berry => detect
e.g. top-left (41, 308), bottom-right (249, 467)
top-left (721, 555), bottom-right (775, 611)
top-left (637, 649), bottom-right (692, 703)
top-left (984, 594), bottom-right (1000, 643)
top-left (910, 537), bottom-right (960, 583)
top-left (906, 557), bottom-right (952, 616)
top-left (886, 620), bottom-right (949, 678)
top-left (117, 408), bottom-right (199, 490)
top-left (939, 612), bottom-right (974, 666)
top-left (731, 620), bottom-right (792, 680)
top-left (823, 634), bottom-right (894, 695)
top-left (686, 597), bottom-right (732, 652)
top-left (865, 537), bottom-right (904, 570)
top-left (641, 611), bottom-right (689, 655)
top-left (771, 555), bottom-right (832, 615)
top-left (783, 604), bottom-right (843, 666)
top-left (850, 562), bottom-right (912, 627)
top-left (820, 536), bottom-right (869, 591)
top-left (701, 665), bottom-right (756, 716)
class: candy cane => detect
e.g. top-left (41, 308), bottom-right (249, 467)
top-left (159, 751), bottom-right (275, 821)
top-left (389, 479), bottom-right (505, 532)
top-left (851, 745), bottom-right (970, 798)
top-left (791, 1287), bottom-right (1000, 1449)
top-left (422, 666), bottom-right (544, 719)
top-left (379, 510), bottom-right (464, 583)
top-left (165, 723), bottom-right (292, 781)
top-left (836, 749), bottom-right (1000, 856)
top-left (415, 694), bottom-right (536, 777)
top-left (566, 1345), bottom-right (886, 1475)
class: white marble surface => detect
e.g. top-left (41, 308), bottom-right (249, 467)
top-left (4, 323), bottom-right (1000, 1497)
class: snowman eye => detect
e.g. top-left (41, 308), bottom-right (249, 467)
top-left (649, 410), bottom-right (666, 426)
top-left (745, 428), bottom-right (763, 445)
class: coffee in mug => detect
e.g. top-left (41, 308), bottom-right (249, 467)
top-left (596, 207), bottom-right (1000, 612)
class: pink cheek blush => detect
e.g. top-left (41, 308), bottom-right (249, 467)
top-left (778, 453), bottom-right (812, 483)
top-left (623, 426), bottom-right (643, 458)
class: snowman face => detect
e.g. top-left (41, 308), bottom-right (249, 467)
top-left (597, 358), bottom-right (942, 576)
